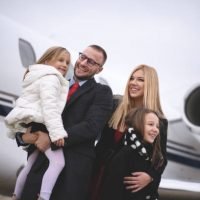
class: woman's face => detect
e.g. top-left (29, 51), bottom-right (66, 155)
top-left (129, 69), bottom-right (144, 100)
top-left (143, 113), bottom-right (159, 144)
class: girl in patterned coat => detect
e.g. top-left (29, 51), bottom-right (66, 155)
top-left (100, 107), bottom-right (163, 200)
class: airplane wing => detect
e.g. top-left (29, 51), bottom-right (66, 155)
top-left (160, 178), bottom-right (200, 192)
top-left (159, 179), bottom-right (200, 200)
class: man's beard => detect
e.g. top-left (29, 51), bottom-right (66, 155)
top-left (75, 74), bottom-right (93, 81)
top-left (74, 63), bottom-right (94, 81)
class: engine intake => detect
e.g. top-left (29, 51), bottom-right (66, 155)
top-left (183, 85), bottom-right (200, 134)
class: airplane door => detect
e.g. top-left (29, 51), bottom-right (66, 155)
top-left (18, 38), bottom-right (36, 68)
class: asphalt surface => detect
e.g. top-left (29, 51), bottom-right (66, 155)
top-left (1, 190), bottom-right (200, 200)
top-left (0, 195), bottom-right (10, 200)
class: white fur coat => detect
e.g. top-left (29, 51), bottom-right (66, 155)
top-left (5, 64), bottom-right (69, 142)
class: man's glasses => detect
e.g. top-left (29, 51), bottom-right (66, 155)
top-left (78, 52), bottom-right (101, 67)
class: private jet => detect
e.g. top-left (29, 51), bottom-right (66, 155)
top-left (0, 14), bottom-right (200, 199)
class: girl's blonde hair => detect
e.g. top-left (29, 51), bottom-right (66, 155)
top-left (24, 46), bottom-right (70, 79)
top-left (109, 64), bottom-right (164, 132)
top-left (36, 46), bottom-right (70, 64)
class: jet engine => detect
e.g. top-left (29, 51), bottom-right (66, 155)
top-left (183, 85), bottom-right (200, 134)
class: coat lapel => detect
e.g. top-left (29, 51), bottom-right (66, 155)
top-left (66, 78), bottom-right (96, 106)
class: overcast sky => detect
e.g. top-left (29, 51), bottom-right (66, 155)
top-left (1, 0), bottom-right (200, 117)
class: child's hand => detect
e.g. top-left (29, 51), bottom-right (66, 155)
top-left (54, 138), bottom-right (65, 147)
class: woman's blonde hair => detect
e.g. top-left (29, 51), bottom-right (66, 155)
top-left (24, 46), bottom-right (70, 79)
top-left (109, 64), bottom-right (164, 132)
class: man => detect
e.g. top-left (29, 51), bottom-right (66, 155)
top-left (20, 45), bottom-right (113, 200)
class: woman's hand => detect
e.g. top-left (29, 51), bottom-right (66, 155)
top-left (123, 172), bottom-right (152, 192)
top-left (54, 138), bottom-right (65, 147)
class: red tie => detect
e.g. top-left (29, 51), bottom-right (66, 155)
top-left (67, 82), bottom-right (79, 101)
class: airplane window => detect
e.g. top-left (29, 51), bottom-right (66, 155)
top-left (18, 38), bottom-right (36, 68)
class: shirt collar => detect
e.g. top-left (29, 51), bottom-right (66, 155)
top-left (69, 77), bottom-right (87, 87)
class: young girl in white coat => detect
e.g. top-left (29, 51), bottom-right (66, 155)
top-left (5, 46), bottom-right (71, 200)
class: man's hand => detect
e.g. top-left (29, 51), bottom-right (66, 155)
top-left (35, 131), bottom-right (51, 152)
top-left (123, 172), bottom-right (152, 192)
top-left (22, 127), bottom-right (38, 144)
top-left (22, 133), bottom-right (38, 144)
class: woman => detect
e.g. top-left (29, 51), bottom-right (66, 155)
top-left (91, 64), bottom-right (168, 200)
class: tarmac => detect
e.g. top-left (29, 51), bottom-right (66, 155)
top-left (0, 195), bottom-right (10, 200)
top-left (1, 190), bottom-right (200, 200)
